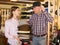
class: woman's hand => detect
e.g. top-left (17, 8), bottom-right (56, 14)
top-left (13, 36), bottom-right (20, 41)
top-left (13, 36), bottom-right (22, 44)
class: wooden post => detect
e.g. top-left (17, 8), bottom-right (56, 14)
top-left (57, 0), bottom-right (60, 29)
top-left (48, 0), bottom-right (50, 45)
top-left (48, 0), bottom-right (55, 45)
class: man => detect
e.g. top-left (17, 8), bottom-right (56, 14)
top-left (29, 2), bottom-right (53, 45)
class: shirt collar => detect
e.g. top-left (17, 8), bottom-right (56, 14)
top-left (34, 11), bottom-right (42, 16)
top-left (11, 18), bottom-right (18, 21)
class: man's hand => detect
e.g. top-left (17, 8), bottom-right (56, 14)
top-left (41, 5), bottom-right (45, 12)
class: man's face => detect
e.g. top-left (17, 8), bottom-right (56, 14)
top-left (33, 6), bottom-right (41, 14)
top-left (13, 8), bottom-right (21, 17)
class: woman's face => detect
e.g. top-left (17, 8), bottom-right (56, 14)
top-left (13, 8), bottom-right (21, 17)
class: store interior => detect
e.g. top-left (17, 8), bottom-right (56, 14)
top-left (0, 0), bottom-right (60, 45)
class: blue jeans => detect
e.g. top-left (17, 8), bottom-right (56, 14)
top-left (32, 35), bottom-right (47, 45)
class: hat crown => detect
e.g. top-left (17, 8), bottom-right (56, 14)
top-left (33, 2), bottom-right (41, 7)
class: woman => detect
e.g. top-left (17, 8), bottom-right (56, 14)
top-left (5, 6), bottom-right (22, 45)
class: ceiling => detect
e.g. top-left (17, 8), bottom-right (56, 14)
top-left (0, 0), bottom-right (44, 2)
top-left (0, 0), bottom-right (10, 2)
top-left (0, 0), bottom-right (44, 4)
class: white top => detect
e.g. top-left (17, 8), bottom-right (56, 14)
top-left (5, 18), bottom-right (21, 45)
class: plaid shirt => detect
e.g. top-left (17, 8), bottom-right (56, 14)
top-left (29, 11), bottom-right (53, 35)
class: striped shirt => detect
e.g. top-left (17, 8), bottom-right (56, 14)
top-left (29, 11), bottom-right (53, 36)
top-left (5, 18), bottom-right (20, 45)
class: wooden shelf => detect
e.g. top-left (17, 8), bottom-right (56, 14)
top-left (18, 31), bottom-right (30, 34)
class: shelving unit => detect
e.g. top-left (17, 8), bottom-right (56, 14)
top-left (0, 8), bottom-right (10, 26)
top-left (18, 31), bottom-right (31, 44)
top-left (48, 0), bottom-right (60, 45)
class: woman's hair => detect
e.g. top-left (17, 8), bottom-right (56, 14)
top-left (0, 9), bottom-right (1, 15)
top-left (9, 6), bottom-right (19, 19)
